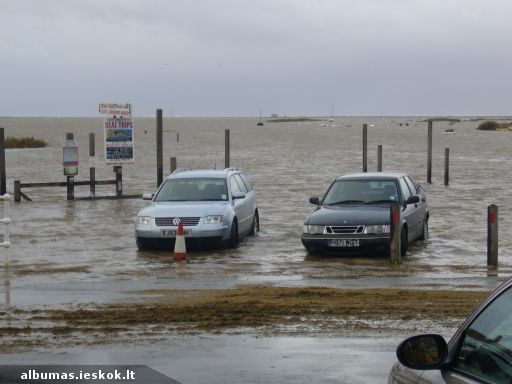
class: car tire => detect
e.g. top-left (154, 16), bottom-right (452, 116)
top-left (249, 211), bottom-right (260, 235)
top-left (136, 237), bottom-right (146, 250)
top-left (400, 227), bottom-right (408, 256)
top-left (227, 219), bottom-right (239, 248)
top-left (419, 218), bottom-right (428, 241)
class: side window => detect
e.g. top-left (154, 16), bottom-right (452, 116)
top-left (229, 176), bottom-right (243, 195)
top-left (404, 176), bottom-right (419, 195)
top-left (234, 174), bottom-right (249, 193)
top-left (453, 287), bottom-right (512, 383)
top-left (239, 174), bottom-right (253, 191)
top-left (399, 178), bottom-right (412, 202)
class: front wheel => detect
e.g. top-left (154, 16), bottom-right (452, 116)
top-left (227, 220), bottom-right (239, 248)
top-left (249, 211), bottom-right (260, 235)
top-left (419, 218), bottom-right (428, 241)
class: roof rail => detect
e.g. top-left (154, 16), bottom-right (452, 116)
top-left (224, 167), bottom-right (240, 173)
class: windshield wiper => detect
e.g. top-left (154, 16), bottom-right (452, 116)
top-left (364, 199), bottom-right (397, 205)
top-left (327, 200), bottom-right (365, 205)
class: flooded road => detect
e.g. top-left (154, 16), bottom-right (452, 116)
top-left (0, 116), bottom-right (511, 382)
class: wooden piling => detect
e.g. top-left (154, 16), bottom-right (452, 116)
top-left (89, 133), bottom-right (96, 197)
top-left (362, 124), bottom-right (368, 173)
top-left (14, 181), bottom-right (20, 203)
top-left (177, 133), bottom-right (179, 142)
top-left (0, 128), bottom-right (6, 195)
top-left (114, 166), bottom-right (122, 197)
top-left (170, 157), bottom-right (177, 174)
top-left (225, 129), bottom-right (230, 168)
top-left (444, 148), bottom-right (449, 186)
top-left (487, 204), bottom-right (498, 267)
top-left (66, 176), bottom-right (74, 200)
top-left (427, 121), bottom-right (432, 184)
top-left (389, 203), bottom-right (401, 264)
top-left (377, 145), bottom-right (382, 172)
top-left (156, 109), bottom-right (163, 188)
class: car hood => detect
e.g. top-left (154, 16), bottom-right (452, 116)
top-left (305, 205), bottom-right (390, 225)
top-left (139, 201), bottom-right (230, 217)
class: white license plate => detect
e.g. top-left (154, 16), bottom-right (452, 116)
top-left (328, 239), bottom-right (360, 247)
top-left (161, 229), bottom-right (190, 237)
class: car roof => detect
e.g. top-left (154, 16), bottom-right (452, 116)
top-left (166, 168), bottom-right (240, 179)
top-left (335, 172), bottom-right (408, 181)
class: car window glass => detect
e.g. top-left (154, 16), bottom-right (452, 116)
top-left (323, 180), bottom-right (398, 205)
top-left (239, 174), bottom-right (253, 191)
top-left (399, 178), bottom-right (412, 201)
top-left (234, 174), bottom-right (249, 193)
top-left (230, 176), bottom-right (243, 195)
top-left (154, 178), bottom-right (228, 201)
top-left (454, 286), bottom-right (512, 383)
top-left (404, 176), bottom-right (418, 194)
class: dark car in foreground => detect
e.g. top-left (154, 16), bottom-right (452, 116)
top-left (301, 172), bottom-right (428, 256)
top-left (389, 275), bottom-right (512, 383)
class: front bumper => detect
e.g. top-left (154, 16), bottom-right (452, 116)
top-left (301, 233), bottom-right (390, 255)
top-left (135, 222), bottom-right (229, 240)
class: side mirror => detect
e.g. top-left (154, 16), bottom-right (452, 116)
top-left (232, 191), bottom-right (246, 200)
top-left (396, 334), bottom-right (448, 370)
top-left (142, 193), bottom-right (154, 200)
top-left (309, 197), bottom-right (320, 205)
top-left (406, 195), bottom-right (420, 205)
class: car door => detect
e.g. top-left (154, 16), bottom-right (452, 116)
top-left (229, 175), bottom-right (250, 233)
top-left (239, 172), bottom-right (256, 215)
top-left (398, 177), bottom-right (421, 240)
top-left (405, 175), bottom-right (427, 229)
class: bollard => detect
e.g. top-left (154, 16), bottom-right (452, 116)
top-left (389, 203), bottom-right (401, 264)
top-left (427, 121), bottom-right (432, 184)
top-left (377, 145), bottom-right (382, 172)
top-left (487, 204), bottom-right (498, 267)
top-left (156, 109), bottom-right (163, 188)
top-left (225, 129), bottom-right (230, 168)
top-left (444, 148), bottom-right (449, 186)
top-left (362, 124), bottom-right (368, 172)
top-left (170, 157), bottom-right (177, 174)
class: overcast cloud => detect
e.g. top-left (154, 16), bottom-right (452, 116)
top-left (1, 0), bottom-right (511, 117)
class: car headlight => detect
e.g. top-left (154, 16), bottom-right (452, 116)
top-left (137, 216), bottom-right (152, 225)
top-left (364, 225), bottom-right (390, 234)
top-left (204, 215), bottom-right (226, 224)
top-left (303, 225), bottom-right (325, 234)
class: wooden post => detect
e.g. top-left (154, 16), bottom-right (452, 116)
top-left (0, 128), bottom-right (6, 195)
top-left (225, 129), bottom-right (230, 168)
top-left (89, 133), bottom-right (96, 197)
top-left (389, 203), bottom-right (401, 264)
top-left (14, 181), bottom-right (20, 203)
top-left (487, 204), bottom-right (498, 267)
top-left (114, 166), bottom-right (122, 197)
top-left (427, 121), bottom-right (432, 184)
top-left (444, 148), bottom-right (449, 186)
top-left (362, 124), bottom-right (368, 173)
top-left (377, 145), bottom-right (383, 172)
top-left (66, 176), bottom-right (74, 200)
top-left (177, 133), bottom-right (179, 142)
top-left (170, 157), bottom-right (177, 174)
top-left (156, 109), bottom-right (163, 188)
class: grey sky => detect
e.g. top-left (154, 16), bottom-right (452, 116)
top-left (1, 0), bottom-right (511, 117)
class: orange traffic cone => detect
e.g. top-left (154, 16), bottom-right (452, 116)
top-left (173, 222), bottom-right (187, 261)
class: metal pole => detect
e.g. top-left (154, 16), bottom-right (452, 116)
top-left (362, 124), bottom-right (368, 173)
top-left (0, 128), bottom-right (6, 195)
top-left (444, 148), bottom-right (449, 186)
top-left (156, 109), bottom-right (163, 188)
top-left (487, 204), bottom-right (498, 267)
top-left (377, 145), bottom-right (382, 172)
top-left (427, 121), bottom-right (432, 184)
top-left (389, 203), bottom-right (401, 264)
top-left (225, 129), bottom-right (230, 169)
top-left (89, 133), bottom-right (96, 197)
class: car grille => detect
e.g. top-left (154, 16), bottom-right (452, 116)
top-left (325, 225), bottom-right (364, 234)
top-left (155, 217), bottom-right (201, 226)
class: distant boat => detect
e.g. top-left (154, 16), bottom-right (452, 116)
top-left (444, 128), bottom-right (456, 134)
top-left (257, 107), bottom-right (264, 126)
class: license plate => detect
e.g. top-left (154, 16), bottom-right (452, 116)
top-left (328, 239), bottom-right (360, 247)
top-left (161, 229), bottom-right (190, 237)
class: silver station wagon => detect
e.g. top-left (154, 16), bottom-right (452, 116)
top-left (135, 168), bottom-right (259, 249)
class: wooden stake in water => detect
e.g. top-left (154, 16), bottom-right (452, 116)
top-left (427, 121), bottom-right (432, 184)
top-left (444, 148), bottom-right (449, 186)
top-left (362, 124), bottom-right (368, 173)
top-left (225, 129), bottom-right (230, 168)
top-left (377, 145), bottom-right (382, 172)
top-left (487, 204), bottom-right (498, 267)
top-left (156, 109), bottom-right (163, 188)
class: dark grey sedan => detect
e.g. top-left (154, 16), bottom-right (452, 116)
top-left (301, 172), bottom-right (428, 256)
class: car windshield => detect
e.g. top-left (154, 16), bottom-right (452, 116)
top-left (154, 177), bottom-right (228, 202)
top-left (323, 180), bottom-right (399, 205)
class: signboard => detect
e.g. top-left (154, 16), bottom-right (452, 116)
top-left (63, 138), bottom-right (79, 175)
top-left (99, 103), bottom-right (132, 118)
top-left (104, 117), bottom-right (135, 165)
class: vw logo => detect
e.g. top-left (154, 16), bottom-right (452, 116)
top-left (173, 218), bottom-right (181, 226)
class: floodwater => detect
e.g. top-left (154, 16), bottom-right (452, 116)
top-left (0, 116), bottom-right (511, 382)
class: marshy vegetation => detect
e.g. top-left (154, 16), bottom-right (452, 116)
top-left (4, 136), bottom-right (48, 148)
